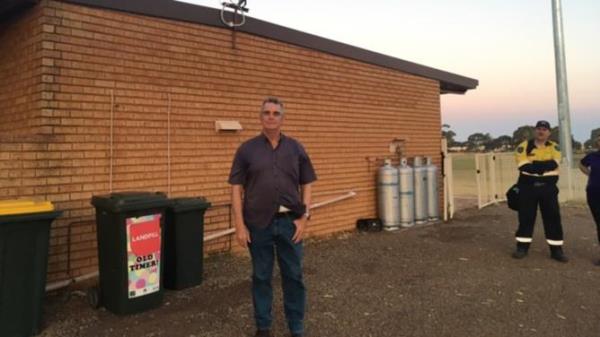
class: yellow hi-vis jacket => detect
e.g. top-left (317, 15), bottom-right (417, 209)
top-left (515, 140), bottom-right (561, 183)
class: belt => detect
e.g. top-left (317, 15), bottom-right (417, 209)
top-left (275, 205), bottom-right (294, 219)
top-left (275, 212), bottom-right (293, 219)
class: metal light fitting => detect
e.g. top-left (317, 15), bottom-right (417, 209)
top-left (220, 0), bottom-right (249, 28)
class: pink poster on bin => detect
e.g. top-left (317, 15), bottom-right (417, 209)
top-left (126, 214), bottom-right (161, 299)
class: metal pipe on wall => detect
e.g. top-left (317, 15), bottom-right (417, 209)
top-left (109, 89), bottom-right (114, 193)
top-left (204, 191), bottom-right (358, 243)
top-left (46, 271), bottom-right (99, 292)
top-left (46, 191), bottom-right (358, 292)
top-left (310, 191), bottom-right (356, 209)
top-left (167, 92), bottom-right (172, 197)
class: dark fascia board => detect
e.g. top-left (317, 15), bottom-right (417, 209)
top-left (55, 0), bottom-right (478, 93)
top-left (0, 0), bottom-right (39, 21)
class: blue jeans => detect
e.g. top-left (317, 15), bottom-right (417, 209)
top-left (248, 215), bottom-right (305, 334)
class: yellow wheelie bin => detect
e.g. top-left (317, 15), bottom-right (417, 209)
top-left (0, 199), bottom-right (62, 337)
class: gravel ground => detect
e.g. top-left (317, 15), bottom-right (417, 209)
top-left (41, 204), bottom-right (600, 337)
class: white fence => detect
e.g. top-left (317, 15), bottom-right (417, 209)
top-left (475, 153), bottom-right (587, 208)
top-left (446, 152), bottom-right (587, 211)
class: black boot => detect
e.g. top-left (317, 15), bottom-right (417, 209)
top-left (549, 246), bottom-right (568, 263)
top-left (512, 242), bottom-right (529, 259)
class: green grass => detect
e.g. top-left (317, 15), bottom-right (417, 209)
top-left (450, 153), bottom-right (478, 196)
top-left (451, 153), bottom-right (476, 170)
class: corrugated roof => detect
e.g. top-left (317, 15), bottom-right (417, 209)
top-left (2, 0), bottom-right (479, 94)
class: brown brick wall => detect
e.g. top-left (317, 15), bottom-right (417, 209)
top-left (0, 0), bottom-right (444, 282)
top-left (0, 5), bottom-right (42, 135)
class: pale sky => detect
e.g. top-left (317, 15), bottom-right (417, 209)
top-left (178, 0), bottom-right (599, 142)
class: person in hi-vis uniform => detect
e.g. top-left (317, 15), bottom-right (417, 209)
top-left (513, 120), bottom-right (568, 262)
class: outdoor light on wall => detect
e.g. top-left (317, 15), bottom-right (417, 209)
top-left (220, 0), bottom-right (249, 49)
top-left (215, 120), bottom-right (243, 133)
top-left (220, 0), bottom-right (249, 28)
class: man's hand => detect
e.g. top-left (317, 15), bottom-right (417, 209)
top-left (236, 225), bottom-right (251, 248)
top-left (292, 216), bottom-right (308, 244)
top-left (231, 184), bottom-right (249, 248)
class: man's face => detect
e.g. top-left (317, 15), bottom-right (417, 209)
top-left (535, 127), bottom-right (550, 142)
top-left (261, 102), bottom-right (284, 131)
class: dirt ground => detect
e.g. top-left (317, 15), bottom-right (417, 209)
top-left (41, 203), bottom-right (600, 337)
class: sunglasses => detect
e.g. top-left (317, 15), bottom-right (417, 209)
top-left (261, 110), bottom-right (282, 117)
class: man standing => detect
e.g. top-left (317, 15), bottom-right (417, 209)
top-left (513, 120), bottom-right (568, 262)
top-left (579, 134), bottom-right (600, 265)
top-left (229, 97), bottom-right (317, 337)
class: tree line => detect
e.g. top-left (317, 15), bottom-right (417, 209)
top-left (443, 124), bottom-right (600, 153)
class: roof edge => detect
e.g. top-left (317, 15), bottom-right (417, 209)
top-left (0, 0), bottom-right (39, 21)
top-left (56, 0), bottom-right (478, 93)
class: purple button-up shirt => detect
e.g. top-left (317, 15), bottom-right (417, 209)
top-left (228, 133), bottom-right (317, 228)
top-left (582, 151), bottom-right (600, 192)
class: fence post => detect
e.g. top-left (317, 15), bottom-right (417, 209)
top-left (475, 154), bottom-right (482, 209)
top-left (489, 154), bottom-right (498, 204)
top-left (447, 154), bottom-right (455, 219)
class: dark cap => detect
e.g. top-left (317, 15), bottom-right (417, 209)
top-left (535, 120), bottom-right (551, 129)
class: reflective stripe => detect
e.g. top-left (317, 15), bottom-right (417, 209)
top-left (516, 237), bottom-right (533, 243)
top-left (547, 239), bottom-right (563, 246)
top-left (521, 171), bottom-right (559, 177)
top-left (542, 170), bottom-right (559, 176)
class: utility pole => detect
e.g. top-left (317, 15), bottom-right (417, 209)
top-left (551, 0), bottom-right (574, 199)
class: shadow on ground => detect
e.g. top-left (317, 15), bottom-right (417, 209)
top-left (41, 204), bottom-right (600, 337)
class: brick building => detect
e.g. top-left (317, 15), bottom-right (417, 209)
top-left (0, 0), bottom-right (478, 283)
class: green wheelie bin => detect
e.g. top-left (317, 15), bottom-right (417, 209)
top-left (0, 200), bottom-right (62, 337)
top-left (164, 197), bottom-right (211, 290)
top-left (90, 192), bottom-right (172, 315)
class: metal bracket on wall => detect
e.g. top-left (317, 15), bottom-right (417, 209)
top-left (389, 138), bottom-right (407, 163)
top-left (220, 0), bottom-right (249, 49)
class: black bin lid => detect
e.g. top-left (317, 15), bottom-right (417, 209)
top-left (91, 191), bottom-right (171, 212)
top-left (168, 197), bottom-right (211, 212)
